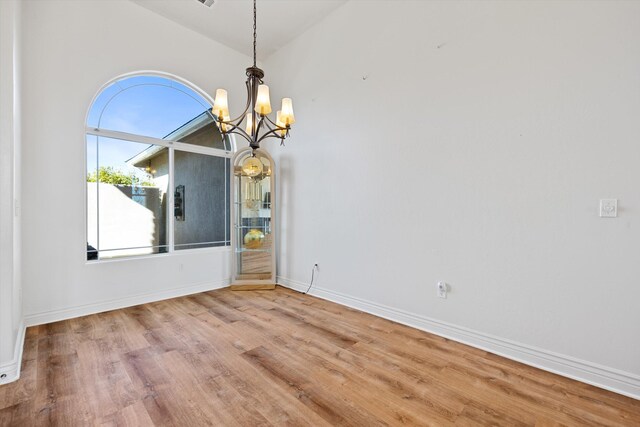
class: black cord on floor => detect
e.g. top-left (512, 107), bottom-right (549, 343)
top-left (303, 264), bottom-right (318, 294)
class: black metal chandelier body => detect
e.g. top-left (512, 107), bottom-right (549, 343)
top-left (212, 0), bottom-right (294, 150)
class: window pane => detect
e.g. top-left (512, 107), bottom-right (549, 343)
top-left (87, 76), bottom-right (228, 150)
top-left (91, 137), bottom-right (169, 259)
top-left (174, 152), bottom-right (229, 250)
top-left (86, 135), bottom-right (98, 260)
top-left (170, 114), bottom-right (227, 150)
top-left (86, 74), bottom-right (232, 261)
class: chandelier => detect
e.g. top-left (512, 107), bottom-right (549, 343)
top-left (212, 0), bottom-right (295, 151)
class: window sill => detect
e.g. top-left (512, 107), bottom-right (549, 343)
top-left (85, 245), bottom-right (231, 265)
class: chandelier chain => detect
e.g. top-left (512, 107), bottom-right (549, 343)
top-left (253, 0), bottom-right (257, 67)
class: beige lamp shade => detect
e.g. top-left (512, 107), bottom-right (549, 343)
top-left (276, 111), bottom-right (286, 137)
top-left (254, 85), bottom-right (272, 115)
top-left (280, 98), bottom-right (295, 125)
top-left (245, 113), bottom-right (254, 135)
top-left (213, 89), bottom-right (229, 118)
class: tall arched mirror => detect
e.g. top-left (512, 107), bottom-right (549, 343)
top-left (230, 147), bottom-right (275, 290)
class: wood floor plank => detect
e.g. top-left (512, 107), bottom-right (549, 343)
top-left (254, 330), bottom-right (459, 426)
top-left (1, 286), bottom-right (638, 426)
top-left (165, 314), bottom-right (331, 426)
top-left (242, 345), bottom-right (389, 426)
top-left (98, 400), bottom-right (155, 427)
top-left (226, 298), bottom-right (461, 424)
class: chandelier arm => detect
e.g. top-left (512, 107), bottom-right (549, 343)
top-left (220, 114), bottom-right (248, 132)
top-left (224, 80), bottom-right (253, 124)
top-left (224, 123), bottom-right (251, 139)
top-left (262, 115), bottom-right (289, 136)
top-left (215, 114), bottom-right (250, 134)
top-left (262, 115), bottom-right (278, 127)
top-left (257, 128), bottom-right (286, 144)
top-left (217, 109), bottom-right (251, 135)
top-left (218, 115), bottom-right (244, 130)
top-left (261, 119), bottom-right (275, 132)
top-left (224, 128), bottom-right (253, 144)
top-left (255, 115), bottom-right (266, 137)
top-left (216, 116), bottom-right (253, 140)
top-left (263, 118), bottom-right (281, 134)
top-left (262, 115), bottom-right (288, 132)
top-left (258, 116), bottom-right (289, 142)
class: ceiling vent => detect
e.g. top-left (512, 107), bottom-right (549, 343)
top-left (197, 0), bottom-right (215, 7)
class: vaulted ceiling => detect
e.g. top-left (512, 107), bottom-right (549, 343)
top-left (130, 0), bottom-right (348, 60)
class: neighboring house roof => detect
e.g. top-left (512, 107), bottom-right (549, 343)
top-left (163, 110), bottom-right (213, 142)
top-left (126, 110), bottom-right (215, 168)
top-left (127, 145), bottom-right (166, 168)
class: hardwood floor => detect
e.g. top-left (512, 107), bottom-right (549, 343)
top-left (1, 287), bottom-right (638, 426)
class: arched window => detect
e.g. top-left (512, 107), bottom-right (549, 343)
top-left (86, 74), bottom-right (232, 260)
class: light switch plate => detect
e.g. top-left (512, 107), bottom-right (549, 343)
top-left (599, 199), bottom-right (617, 218)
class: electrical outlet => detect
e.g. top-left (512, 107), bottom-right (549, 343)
top-left (437, 281), bottom-right (448, 299)
top-left (600, 199), bottom-right (617, 218)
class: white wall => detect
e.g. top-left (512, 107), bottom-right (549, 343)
top-left (19, 0), bottom-right (252, 325)
top-left (266, 1), bottom-right (640, 397)
top-left (0, 0), bottom-right (24, 384)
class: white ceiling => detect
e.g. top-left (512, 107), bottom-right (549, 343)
top-left (130, 0), bottom-right (348, 60)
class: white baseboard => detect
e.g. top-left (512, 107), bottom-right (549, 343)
top-left (24, 279), bottom-right (230, 327)
top-left (277, 276), bottom-right (640, 401)
top-left (0, 321), bottom-right (26, 385)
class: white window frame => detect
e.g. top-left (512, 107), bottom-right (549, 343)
top-left (84, 71), bottom-right (236, 263)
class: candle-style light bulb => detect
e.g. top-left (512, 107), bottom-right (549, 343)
top-left (254, 85), bottom-right (272, 115)
top-left (280, 98), bottom-right (295, 125)
top-left (276, 111), bottom-right (286, 137)
top-left (245, 113), bottom-right (254, 135)
top-left (220, 112), bottom-right (230, 132)
top-left (212, 89), bottom-right (229, 119)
